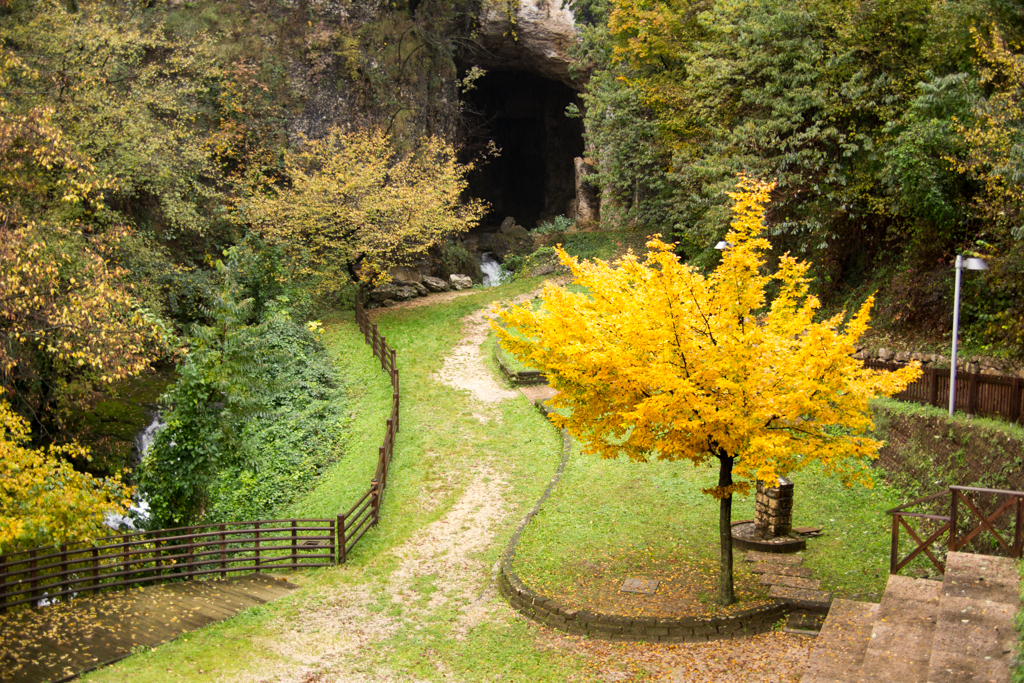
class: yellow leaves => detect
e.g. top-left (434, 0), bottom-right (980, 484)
top-left (494, 176), bottom-right (921, 498)
top-left (0, 400), bottom-right (132, 554)
top-left (1, 226), bottom-right (162, 403)
top-left (245, 127), bottom-right (486, 291)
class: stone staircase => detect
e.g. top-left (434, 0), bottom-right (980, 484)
top-left (801, 552), bottom-right (1020, 683)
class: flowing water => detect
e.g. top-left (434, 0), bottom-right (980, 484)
top-left (480, 251), bottom-right (504, 287)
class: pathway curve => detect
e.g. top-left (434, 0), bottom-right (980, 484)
top-left (79, 291), bottom-right (815, 683)
top-left (226, 296), bottom-right (814, 683)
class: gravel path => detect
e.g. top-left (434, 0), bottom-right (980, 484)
top-left (224, 292), bottom-right (814, 683)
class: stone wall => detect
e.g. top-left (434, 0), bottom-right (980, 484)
top-left (854, 347), bottom-right (1024, 379)
top-left (497, 567), bottom-right (789, 643)
top-left (755, 478), bottom-right (793, 538)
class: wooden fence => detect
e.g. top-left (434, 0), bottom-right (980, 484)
top-left (887, 485), bottom-right (1024, 576)
top-left (865, 360), bottom-right (1024, 424)
top-left (0, 519), bottom-right (335, 611)
top-left (342, 297), bottom-right (400, 562)
top-left (0, 299), bottom-right (399, 612)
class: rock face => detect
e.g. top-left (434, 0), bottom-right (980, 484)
top-left (468, 0), bottom-right (578, 87)
top-left (450, 274), bottom-right (474, 290)
top-left (574, 157), bottom-right (599, 226)
top-left (367, 283), bottom-right (421, 304)
top-left (422, 275), bottom-right (450, 292)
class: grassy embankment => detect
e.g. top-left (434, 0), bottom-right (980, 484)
top-left (82, 270), bottom-right (1024, 682)
top-left (84, 276), bottom-right (610, 683)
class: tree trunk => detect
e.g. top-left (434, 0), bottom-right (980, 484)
top-left (717, 452), bottom-right (736, 606)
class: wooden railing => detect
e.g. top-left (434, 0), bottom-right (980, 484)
top-left (0, 298), bottom-right (400, 611)
top-left (0, 519), bottom-right (335, 611)
top-left (341, 297), bottom-right (400, 562)
top-left (888, 485), bottom-right (1024, 575)
top-left (865, 360), bottom-right (1024, 424)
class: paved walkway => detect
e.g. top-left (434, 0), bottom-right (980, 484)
top-left (0, 574), bottom-right (296, 683)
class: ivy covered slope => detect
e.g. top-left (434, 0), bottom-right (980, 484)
top-left (573, 0), bottom-right (1024, 355)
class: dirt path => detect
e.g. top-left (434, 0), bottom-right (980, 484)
top-left (227, 292), bottom-right (812, 683)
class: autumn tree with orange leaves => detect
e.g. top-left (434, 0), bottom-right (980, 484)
top-left (493, 178), bottom-right (921, 605)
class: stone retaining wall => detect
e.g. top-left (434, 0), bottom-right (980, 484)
top-left (494, 341), bottom-right (548, 386)
top-left (497, 407), bottom-right (792, 642)
top-left (497, 565), bottom-right (789, 642)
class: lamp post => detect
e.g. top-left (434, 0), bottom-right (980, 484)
top-left (948, 255), bottom-right (988, 417)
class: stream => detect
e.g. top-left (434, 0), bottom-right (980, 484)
top-left (480, 251), bottom-right (504, 287)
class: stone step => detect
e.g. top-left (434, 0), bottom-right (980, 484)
top-left (769, 585), bottom-right (832, 613)
top-left (761, 573), bottom-right (821, 590)
top-left (926, 552), bottom-right (1019, 683)
top-left (750, 562), bottom-right (814, 577)
top-left (856, 575), bottom-right (942, 683)
top-left (800, 599), bottom-right (879, 683)
top-left (744, 550), bottom-right (804, 565)
top-left (786, 609), bottom-right (827, 635)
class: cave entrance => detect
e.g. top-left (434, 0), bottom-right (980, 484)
top-left (462, 70), bottom-right (584, 230)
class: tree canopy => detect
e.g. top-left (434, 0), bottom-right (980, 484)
top-left (575, 0), bottom-right (1024, 350)
top-left (493, 178), bottom-right (921, 604)
top-left (242, 127), bottom-right (487, 289)
top-left (0, 399), bottom-right (132, 554)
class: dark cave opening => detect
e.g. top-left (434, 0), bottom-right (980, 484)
top-left (461, 70), bottom-right (584, 229)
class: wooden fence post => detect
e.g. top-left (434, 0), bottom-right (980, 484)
top-left (371, 479), bottom-right (380, 524)
top-left (890, 515), bottom-right (899, 574)
top-left (219, 524), bottom-right (227, 579)
top-left (254, 522), bottom-right (261, 573)
top-left (928, 368), bottom-right (939, 406)
top-left (291, 520), bottom-right (298, 563)
top-left (186, 528), bottom-right (195, 580)
top-left (0, 563), bottom-right (7, 614)
top-left (380, 336), bottom-right (387, 370)
top-left (121, 534), bottom-right (130, 590)
top-left (59, 543), bottom-right (68, 592)
top-left (337, 514), bottom-right (347, 564)
top-left (949, 490), bottom-right (959, 552)
top-left (1011, 377), bottom-right (1022, 425)
top-left (29, 548), bottom-right (38, 603)
top-left (967, 371), bottom-right (979, 417)
top-left (91, 546), bottom-right (100, 592)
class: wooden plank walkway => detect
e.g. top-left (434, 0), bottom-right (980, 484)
top-left (0, 574), bottom-right (297, 683)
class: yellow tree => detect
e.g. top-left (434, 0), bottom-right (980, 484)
top-left (1, 400), bottom-right (132, 555)
top-left (243, 127), bottom-right (487, 290)
top-left (493, 177), bottom-right (921, 605)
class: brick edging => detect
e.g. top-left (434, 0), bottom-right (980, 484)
top-left (498, 407), bottom-right (791, 642)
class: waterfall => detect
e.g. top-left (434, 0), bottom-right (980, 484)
top-left (480, 251), bottom-right (504, 287)
top-left (134, 414), bottom-right (165, 460)
top-left (104, 415), bottom-right (163, 531)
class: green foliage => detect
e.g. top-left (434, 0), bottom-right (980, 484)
top-left (434, 240), bottom-right (483, 282)
top-left (205, 321), bottom-right (347, 523)
top-left (581, 0), bottom-right (1024, 346)
top-left (533, 215), bottom-right (574, 235)
top-left (139, 238), bottom-right (348, 527)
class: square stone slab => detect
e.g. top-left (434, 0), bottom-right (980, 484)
top-left (620, 578), bottom-right (660, 594)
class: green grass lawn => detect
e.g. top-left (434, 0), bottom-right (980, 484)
top-left (84, 276), bottom-right (612, 683)
top-left (512, 437), bottom-right (907, 610)
top-left (80, 273), bottom-right (1000, 683)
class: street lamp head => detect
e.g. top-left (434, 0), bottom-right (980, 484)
top-left (963, 257), bottom-right (988, 271)
top-left (714, 241), bottom-right (733, 251)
